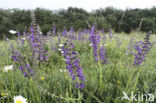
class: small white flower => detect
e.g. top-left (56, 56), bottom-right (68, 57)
top-left (22, 38), bottom-right (26, 40)
top-left (59, 69), bottom-right (67, 72)
top-left (100, 44), bottom-right (102, 47)
top-left (13, 95), bottom-right (27, 103)
top-left (59, 69), bottom-right (63, 72)
top-left (125, 52), bottom-right (129, 55)
top-left (58, 49), bottom-right (62, 51)
top-left (89, 44), bottom-right (93, 46)
top-left (59, 44), bottom-right (64, 47)
top-left (61, 51), bottom-right (64, 53)
top-left (63, 58), bottom-right (67, 61)
top-left (3, 65), bottom-right (13, 72)
top-left (9, 30), bottom-right (17, 34)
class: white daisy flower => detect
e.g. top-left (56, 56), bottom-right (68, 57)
top-left (13, 95), bottom-right (27, 103)
top-left (61, 51), bottom-right (64, 53)
top-left (9, 30), bottom-right (17, 34)
top-left (3, 65), bottom-right (13, 72)
top-left (59, 44), bottom-right (64, 47)
top-left (58, 49), bottom-right (62, 51)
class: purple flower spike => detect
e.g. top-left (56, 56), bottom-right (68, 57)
top-left (89, 24), bottom-right (100, 62)
top-left (99, 46), bottom-right (108, 65)
top-left (127, 31), bottom-right (153, 66)
top-left (19, 66), bottom-right (23, 71)
top-left (26, 65), bottom-right (30, 69)
top-left (80, 83), bottom-right (85, 90)
top-left (62, 40), bottom-right (85, 89)
top-left (9, 11), bottom-right (48, 78)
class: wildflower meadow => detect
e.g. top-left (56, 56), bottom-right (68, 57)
top-left (0, 10), bottom-right (156, 103)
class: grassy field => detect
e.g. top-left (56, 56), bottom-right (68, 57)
top-left (0, 32), bottom-right (156, 103)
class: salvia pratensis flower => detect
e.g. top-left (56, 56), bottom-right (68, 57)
top-left (99, 46), bottom-right (108, 65)
top-left (60, 40), bottom-right (85, 89)
top-left (62, 29), bottom-right (67, 36)
top-left (142, 31), bottom-right (152, 53)
top-left (10, 10), bottom-right (48, 78)
top-left (125, 37), bottom-right (135, 55)
top-left (128, 31), bottom-right (153, 65)
top-left (133, 41), bottom-right (145, 65)
top-left (89, 24), bottom-right (100, 62)
top-left (83, 29), bottom-right (88, 35)
top-left (11, 49), bottom-right (34, 77)
top-left (101, 28), bottom-right (105, 35)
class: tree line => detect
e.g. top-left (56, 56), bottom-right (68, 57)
top-left (0, 7), bottom-right (156, 39)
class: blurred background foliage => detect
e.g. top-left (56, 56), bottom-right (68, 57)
top-left (0, 7), bottom-right (156, 39)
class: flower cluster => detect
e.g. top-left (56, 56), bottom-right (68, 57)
top-left (125, 38), bottom-right (135, 55)
top-left (99, 46), bottom-right (108, 65)
top-left (10, 10), bottom-right (48, 78)
top-left (133, 31), bottom-right (153, 65)
top-left (52, 25), bottom-right (56, 35)
top-left (142, 31), bottom-right (152, 53)
top-left (61, 29), bottom-right (68, 36)
top-left (133, 41), bottom-right (146, 65)
top-left (60, 41), bottom-right (85, 89)
top-left (89, 25), bottom-right (101, 62)
top-left (126, 31), bottom-right (152, 65)
top-left (11, 50), bottom-right (34, 77)
top-left (28, 27), bottom-right (48, 62)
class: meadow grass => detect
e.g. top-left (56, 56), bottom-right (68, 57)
top-left (0, 32), bottom-right (156, 103)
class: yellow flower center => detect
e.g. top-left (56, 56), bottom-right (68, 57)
top-left (6, 68), bottom-right (9, 71)
top-left (16, 100), bottom-right (22, 103)
top-left (41, 76), bottom-right (45, 80)
top-left (1, 93), bottom-right (5, 96)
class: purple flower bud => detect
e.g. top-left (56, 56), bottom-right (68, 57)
top-left (26, 65), bottom-right (30, 69)
top-left (19, 66), bottom-right (23, 71)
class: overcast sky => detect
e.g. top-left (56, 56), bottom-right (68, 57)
top-left (0, 0), bottom-right (156, 11)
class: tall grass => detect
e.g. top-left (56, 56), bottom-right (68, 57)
top-left (0, 32), bottom-right (156, 103)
